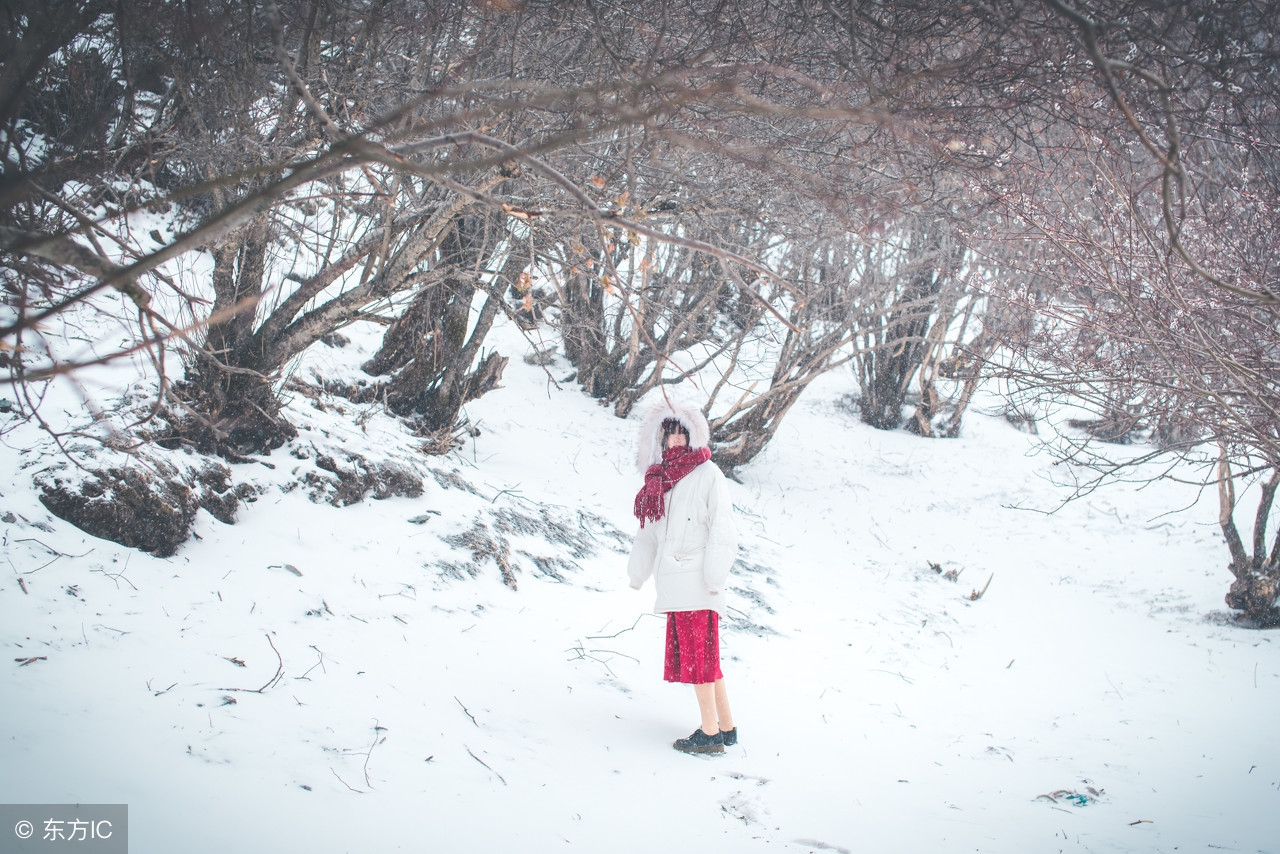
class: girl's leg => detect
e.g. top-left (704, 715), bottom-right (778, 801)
top-left (693, 682), bottom-right (718, 736)
top-left (714, 679), bottom-right (734, 732)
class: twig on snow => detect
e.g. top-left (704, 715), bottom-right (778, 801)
top-left (455, 696), bottom-right (479, 727)
top-left (565, 641), bottom-right (639, 678)
top-left (869, 669), bottom-right (914, 684)
top-left (91, 564), bottom-right (138, 591)
top-left (13, 538), bottom-right (94, 573)
top-left (297, 645), bottom-right (327, 679)
top-left (363, 720), bottom-right (388, 788)
top-left (330, 767), bottom-right (364, 794)
top-left (222, 633), bottom-right (285, 693)
top-left (586, 613), bottom-right (647, 639)
top-left (465, 745), bottom-right (507, 786)
top-left (489, 484), bottom-right (525, 504)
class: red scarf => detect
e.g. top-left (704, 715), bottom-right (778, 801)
top-left (634, 446), bottom-right (712, 527)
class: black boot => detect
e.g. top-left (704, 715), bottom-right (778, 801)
top-left (720, 727), bottom-right (738, 747)
top-left (673, 728), bottom-right (724, 755)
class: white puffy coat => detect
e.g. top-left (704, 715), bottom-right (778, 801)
top-left (627, 459), bottom-right (738, 616)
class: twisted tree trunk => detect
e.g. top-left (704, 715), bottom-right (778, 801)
top-left (362, 211), bottom-right (517, 442)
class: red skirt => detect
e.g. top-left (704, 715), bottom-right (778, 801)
top-left (664, 610), bottom-right (723, 684)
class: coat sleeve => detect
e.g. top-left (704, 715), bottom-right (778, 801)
top-left (627, 521), bottom-right (658, 590)
top-left (702, 468), bottom-right (739, 595)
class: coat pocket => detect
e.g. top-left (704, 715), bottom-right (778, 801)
top-left (659, 550), bottom-right (705, 577)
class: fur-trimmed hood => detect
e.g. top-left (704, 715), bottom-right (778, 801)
top-left (635, 399), bottom-right (711, 472)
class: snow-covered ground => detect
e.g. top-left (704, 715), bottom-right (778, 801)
top-left (2, 312), bottom-right (1276, 853)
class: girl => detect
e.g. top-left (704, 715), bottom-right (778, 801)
top-left (628, 400), bottom-right (739, 754)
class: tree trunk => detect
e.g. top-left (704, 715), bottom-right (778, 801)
top-left (856, 226), bottom-right (956, 431)
top-left (1219, 452), bottom-right (1280, 625)
top-left (560, 269), bottom-right (621, 398)
top-left (859, 272), bottom-right (941, 429)
top-left (362, 212), bottom-right (516, 439)
top-left (172, 219), bottom-right (296, 456)
top-left (710, 386), bottom-right (806, 472)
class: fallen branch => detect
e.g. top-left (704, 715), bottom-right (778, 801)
top-left (15, 655), bottom-right (47, 666)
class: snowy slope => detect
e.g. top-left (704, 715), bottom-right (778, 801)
top-left (2, 311), bottom-right (1277, 854)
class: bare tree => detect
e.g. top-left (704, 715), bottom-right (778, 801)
top-left (987, 62), bottom-right (1280, 622)
top-left (7, 0), bottom-right (1280, 599)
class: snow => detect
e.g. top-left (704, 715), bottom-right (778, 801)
top-left (2, 311), bottom-right (1277, 854)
